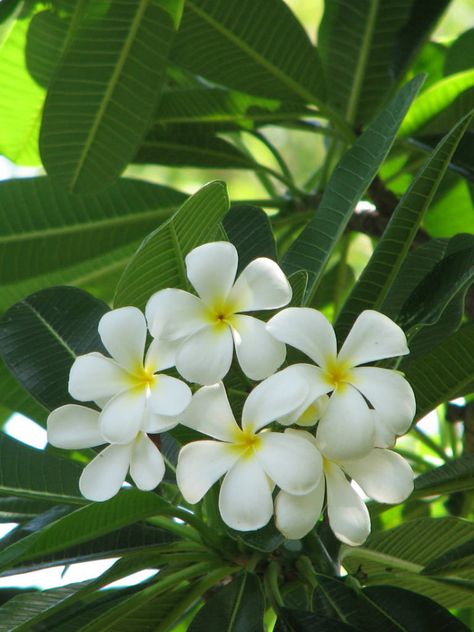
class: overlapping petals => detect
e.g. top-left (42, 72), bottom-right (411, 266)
top-left (275, 430), bottom-right (414, 544)
top-left (267, 308), bottom-right (415, 460)
top-left (146, 242), bottom-right (291, 385)
top-left (176, 371), bottom-right (323, 531)
top-left (47, 404), bottom-right (167, 501)
top-left (69, 307), bottom-right (191, 444)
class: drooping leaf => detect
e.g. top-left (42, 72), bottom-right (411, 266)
top-left (114, 180), bottom-right (229, 310)
top-left (335, 113), bottom-right (472, 339)
top-left (283, 76), bottom-right (424, 303)
top-left (189, 573), bottom-right (264, 632)
top-left (414, 455), bottom-right (474, 497)
top-left (223, 205), bottom-right (277, 272)
top-left (40, 0), bottom-right (184, 192)
top-left (0, 286), bottom-right (108, 410)
top-left (318, 0), bottom-right (414, 125)
top-left (0, 177), bottom-right (186, 284)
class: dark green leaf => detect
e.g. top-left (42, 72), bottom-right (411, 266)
top-left (0, 287), bottom-right (108, 410)
top-left (0, 177), bottom-right (185, 284)
top-left (335, 113), bottom-right (472, 339)
top-left (189, 573), bottom-right (264, 632)
top-left (228, 522), bottom-right (284, 553)
top-left (223, 206), bottom-right (277, 272)
top-left (288, 271), bottom-right (309, 308)
top-left (0, 358), bottom-right (48, 424)
top-left (0, 434), bottom-right (83, 504)
top-left (283, 76), bottom-right (424, 303)
top-left (0, 496), bottom-right (55, 524)
top-left (40, 0), bottom-right (183, 191)
top-left (275, 608), bottom-right (357, 632)
top-left (114, 181), bottom-right (229, 310)
top-left (414, 455), bottom-right (474, 497)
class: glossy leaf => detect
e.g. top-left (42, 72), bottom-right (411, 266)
top-left (0, 286), bottom-right (108, 410)
top-left (283, 76), bottom-right (424, 303)
top-left (114, 181), bottom-right (229, 309)
top-left (0, 177), bottom-right (185, 284)
top-left (335, 113), bottom-right (472, 339)
top-left (223, 205), bottom-right (277, 272)
top-left (40, 0), bottom-right (184, 192)
top-left (0, 358), bottom-right (48, 423)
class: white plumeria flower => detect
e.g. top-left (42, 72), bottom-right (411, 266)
top-left (145, 241), bottom-right (292, 385)
top-left (267, 308), bottom-right (416, 460)
top-left (275, 429), bottom-right (414, 545)
top-left (69, 307), bottom-right (192, 445)
top-left (47, 404), bottom-right (175, 501)
top-left (176, 370), bottom-right (323, 531)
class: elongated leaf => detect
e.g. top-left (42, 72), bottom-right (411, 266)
top-left (0, 177), bottom-right (185, 284)
top-left (170, 0), bottom-right (326, 105)
top-left (414, 456), bottom-right (474, 497)
top-left (189, 573), bottom-right (264, 632)
top-left (0, 358), bottom-right (48, 423)
top-left (0, 287), bottom-right (108, 410)
top-left (341, 517), bottom-right (474, 609)
top-left (403, 323), bottom-right (474, 421)
top-left (288, 271), bottom-right (308, 308)
top-left (275, 609), bottom-right (356, 632)
top-left (400, 69), bottom-right (474, 136)
top-left (0, 434), bottom-right (83, 504)
top-left (223, 206), bottom-right (277, 272)
top-left (136, 131), bottom-right (256, 169)
top-left (114, 181), bottom-right (229, 309)
top-left (318, 0), bottom-right (413, 125)
top-left (0, 496), bottom-right (55, 523)
top-left (283, 76), bottom-right (424, 304)
top-left (40, 0), bottom-right (184, 192)
top-left (0, 489), bottom-right (171, 570)
top-left (335, 113), bottom-right (472, 339)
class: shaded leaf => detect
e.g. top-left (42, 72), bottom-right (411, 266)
top-left (414, 456), bottom-right (474, 497)
top-left (223, 205), bottom-right (277, 272)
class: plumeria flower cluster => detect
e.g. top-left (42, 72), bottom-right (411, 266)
top-left (47, 241), bottom-right (416, 546)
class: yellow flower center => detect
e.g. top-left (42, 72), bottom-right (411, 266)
top-left (322, 357), bottom-right (353, 391)
top-left (207, 298), bottom-right (238, 329)
top-left (130, 366), bottom-right (157, 390)
top-left (231, 427), bottom-right (262, 458)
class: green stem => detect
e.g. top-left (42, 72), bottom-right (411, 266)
top-left (232, 198), bottom-right (287, 209)
top-left (147, 516), bottom-right (202, 544)
top-left (251, 130), bottom-right (294, 183)
top-left (155, 566), bottom-right (239, 632)
top-left (265, 561), bottom-right (284, 609)
top-left (412, 426), bottom-right (448, 461)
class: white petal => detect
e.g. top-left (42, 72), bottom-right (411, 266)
top-left (176, 440), bottom-right (239, 504)
top-left (275, 364), bottom-right (331, 426)
top-left (275, 478), bottom-right (325, 540)
top-left (342, 449), bottom-right (414, 504)
top-left (47, 405), bottom-right (103, 449)
top-left (266, 308), bottom-right (337, 367)
top-left (145, 288), bottom-right (208, 340)
top-left (373, 414), bottom-right (397, 449)
top-left (148, 374), bottom-right (191, 416)
top-left (180, 383), bottom-right (239, 442)
top-left (229, 258), bottom-right (292, 312)
top-left (69, 353), bottom-right (130, 402)
top-left (98, 307), bottom-right (146, 372)
top-left (129, 433), bottom-right (165, 490)
top-left (143, 410), bottom-right (180, 433)
top-left (351, 367), bottom-right (416, 436)
top-left (185, 242), bottom-right (238, 306)
top-left (144, 338), bottom-right (180, 372)
top-left (79, 444), bottom-right (131, 502)
top-left (325, 461), bottom-right (370, 546)
top-left (257, 430), bottom-right (323, 495)
top-left (316, 386), bottom-right (375, 461)
top-left (338, 310), bottom-right (409, 366)
top-left (176, 325), bottom-right (234, 385)
top-left (99, 388), bottom-right (146, 444)
top-left (242, 365), bottom-right (310, 433)
top-left (232, 315), bottom-right (286, 381)
top-left (219, 458), bottom-right (273, 531)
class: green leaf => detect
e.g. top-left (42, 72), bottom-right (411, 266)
top-left (318, 0), bottom-right (414, 125)
top-left (189, 572), bottom-right (264, 632)
top-left (341, 517), bottom-right (474, 609)
top-left (0, 434), bottom-right (83, 504)
top-left (0, 496), bottom-right (55, 523)
top-left (0, 489), bottom-right (172, 570)
top-left (0, 177), bottom-right (186, 284)
top-left (170, 0), bottom-right (326, 106)
top-left (135, 130), bottom-right (256, 169)
top-left (335, 113), bottom-right (472, 339)
top-left (0, 286), bottom-right (108, 410)
top-left (403, 323), bottom-right (474, 421)
top-left (223, 206), bottom-right (277, 272)
top-left (114, 181), bottom-right (229, 310)
top-left (275, 608), bottom-right (356, 632)
top-left (228, 521), bottom-right (284, 554)
top-left (414, 455), bottom-right (474, 497)
top-left (288, 271), bottom-right (309, 308)
top-left (40, 0), bottom-right (184, 192)
top-left (399, 69), bottom-right (474, 137)
top-left (0, 357), bottom-right (48, 423)
top-left (283, 76), bottom-right (424, 303)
